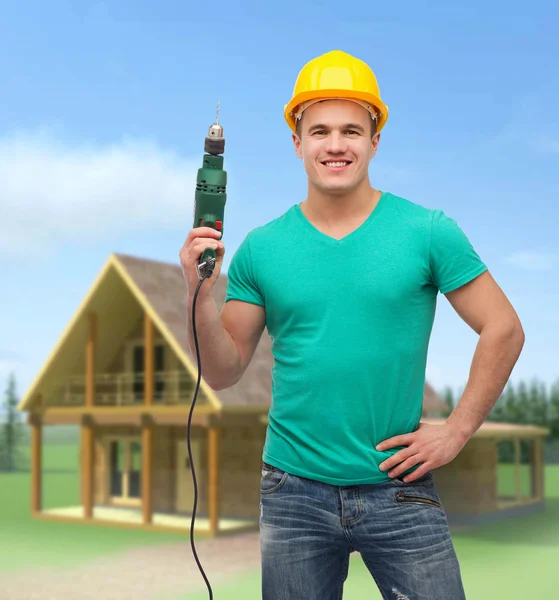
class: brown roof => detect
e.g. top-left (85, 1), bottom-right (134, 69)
top-left (113, 252), bottom-right (272, 410)
top-left (113, 252), bottom-right (449, 414)
top-left (423, 380), bottom-right (449, 414)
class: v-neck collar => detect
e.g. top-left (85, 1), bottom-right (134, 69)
top-left (294, 191), bottom-right (388, 246)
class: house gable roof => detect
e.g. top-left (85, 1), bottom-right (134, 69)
top-left (17, 253), bottom-right (224, 412)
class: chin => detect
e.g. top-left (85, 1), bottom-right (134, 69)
top-left (316, 179), bottom-right (358, 192)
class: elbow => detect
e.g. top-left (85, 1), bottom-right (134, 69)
top-left (506, 317), bottom-right (525, 352)
top-left (512, 315), bottom-right (525, 342)
top-left (206, 379), bottom-right (224, 392)
top-left (207, 376), bottom-right (237, 392)
top-left (483, 315), bottom-right (525, 350)
top-left (515, 321), bottom-right (526, 351)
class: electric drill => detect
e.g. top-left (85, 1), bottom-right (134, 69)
top-left (188, 101), bottom-right (228, 600)
top-left (193, 101), bottom-right (227, 280)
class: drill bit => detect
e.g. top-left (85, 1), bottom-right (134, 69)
top-left (215, 100), bottom-right (220, 124)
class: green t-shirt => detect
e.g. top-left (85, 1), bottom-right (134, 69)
top-left (224, 191), bottom-right (487, 485)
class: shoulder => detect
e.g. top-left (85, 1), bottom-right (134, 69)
top-left (245, 204), bottom-right (298, 245)
top-left (383, 191), bottom-right (439, 227)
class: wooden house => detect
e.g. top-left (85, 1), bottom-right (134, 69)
top-left (17, 253), bottom-right (550, 536)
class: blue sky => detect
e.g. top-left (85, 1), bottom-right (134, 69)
top-left (1, 0), bottom-right (558, 410)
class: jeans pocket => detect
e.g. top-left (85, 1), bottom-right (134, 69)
top-left (392, 470), bottom-right (434, 487)
top-left (391, 471), bottom-right (443, 509)
top-left (260, 462), bottom-right (289, 495)
top-left (394, 489), bottom-right (442, 509)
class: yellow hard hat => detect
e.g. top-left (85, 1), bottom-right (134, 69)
top-left (284, 49), bottom-right (389, 134)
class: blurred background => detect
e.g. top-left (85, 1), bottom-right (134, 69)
top-left (1, 1), bottom-right (558, 598)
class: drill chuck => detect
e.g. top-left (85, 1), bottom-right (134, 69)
top-left (205, 123), bottom-right (225, 155)
top-left (204, 100), bottom-right (225, 155)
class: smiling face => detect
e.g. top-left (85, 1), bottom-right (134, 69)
top-left (292, 99), bottom-right (381, 197)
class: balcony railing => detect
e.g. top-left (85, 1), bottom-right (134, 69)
top-left (44, 370), bottom-right (206, 407)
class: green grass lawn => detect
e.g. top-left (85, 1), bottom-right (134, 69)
top-left (0, 443), bottom-right (198, 573)
top-left (2, 442), bottom-right (559, 600)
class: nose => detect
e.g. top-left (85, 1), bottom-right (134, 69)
top-left (324, 131), bottom-right (347, 154)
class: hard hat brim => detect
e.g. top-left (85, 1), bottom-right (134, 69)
top-left (284, 89), bottom-right (388, 134)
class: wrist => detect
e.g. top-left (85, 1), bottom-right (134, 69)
top-left (445, 417), bottom-right (475, 444)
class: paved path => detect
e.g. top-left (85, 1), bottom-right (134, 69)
top-left (0, 531), bottom-right (262, 600)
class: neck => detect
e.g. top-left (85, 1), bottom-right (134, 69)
top-left (301, 179), bottom-right (381, 226)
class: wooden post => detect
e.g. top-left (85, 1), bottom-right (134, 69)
top-left (514, 437), bottom-right (521, 502)
top-left (86, 312), bottom-right (97, 407)
top-left (31, 413), bottom-right (42, 513)
top-left (208, 427), bottom-right (221, 536)
top-left (142, 415), bottom-right (153, 524)
top-left (81, 416), bottom-right (94, 518)
top-left (144, 313), bottom-right (154, 406)
top-left (531, 437), bottom-right (544, 500)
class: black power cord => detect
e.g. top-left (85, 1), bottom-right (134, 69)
top-left (188, 269), bottom-right (214, 599)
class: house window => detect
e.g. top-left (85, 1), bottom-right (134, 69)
top-left (109, 438), bottom-right (142, 501)
top-left (132, 344), bottom-right (165, 403)
top-left (110, 440), bottom-right (124, 496)
top-left (129, 440), bottom-right (142, 497)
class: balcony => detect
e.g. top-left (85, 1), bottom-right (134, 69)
top-left (44, 370), bottom-right (204, 407)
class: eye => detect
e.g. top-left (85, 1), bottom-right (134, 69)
top-left (312, 129), bottom-right (359, 135)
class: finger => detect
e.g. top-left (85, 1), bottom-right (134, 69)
top-left (193, 227), bottom-right (222, 239)
top-left (388, 456), bottom-right (423, 478)
top-left (193, 239), bottom-right (221, 251)
top-left (383, 449), bottom-right (419, 472)
top-left (377, 434), bottom-right (412, 451)
top-left (399, 466), bottom-right (430, 483)
top-left (192, 238), bottom-right (223, 252)
top-left (379, 447), bottom-right (414, 471)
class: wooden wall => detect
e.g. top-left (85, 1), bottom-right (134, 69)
top-left (153, 425), bottom-right (175, 512)
top-left (92, 421), bottom-right (267, 520)
top-left (217, 422), bottom-right (267, 519)
top-left (432, 438), bottom-right (498, 515)
top-left (93, 424), bottom-right (209, 512)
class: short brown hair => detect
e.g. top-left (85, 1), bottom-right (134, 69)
top-left (296, 112), bottom-right (378, 138)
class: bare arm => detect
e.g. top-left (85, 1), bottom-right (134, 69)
top-left (186, 294), bottom-right (241, 391)
top-left (186, 296), bottom-right (266, 391)
top-left (444, 271), bottom-right (525, 443)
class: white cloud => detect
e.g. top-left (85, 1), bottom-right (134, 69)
top-left (0, 128), bottom-right (200, 262)
top-left (503, 251), bottom-right (557, 271)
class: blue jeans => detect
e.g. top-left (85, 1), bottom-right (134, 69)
top-left (260, 461), bottom-right (467, 600)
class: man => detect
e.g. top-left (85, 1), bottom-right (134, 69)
top-left (222, 50), bottom-right (525, 599)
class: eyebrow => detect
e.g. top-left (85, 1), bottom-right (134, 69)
top-left (307, 123), bottom-right (366, 133)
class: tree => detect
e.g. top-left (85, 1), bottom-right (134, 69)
top-left (489, 381), bottom-right (512, 422)
top-left (0, 372), bottom-right (25, 472)
top-left (515, 380), bottom-right (530, 423)
top-left (443, 386), bottom-right (455, 412)
top-left (528, 377), bottom-right (548, 426)
top-left (549, 379), bottom-right (559, 439)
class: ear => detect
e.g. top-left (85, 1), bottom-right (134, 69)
top-left (370, 132), bottom-right (381, 159)
top-left (293, 132), bottom-right (302, 159)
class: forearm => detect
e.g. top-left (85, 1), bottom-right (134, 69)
top-left (186, 294), bottom-right (241, 390)
top-left (446, 321), bottom-right (525, 443)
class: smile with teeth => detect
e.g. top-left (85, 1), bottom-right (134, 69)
top-left (323, 161), bottom-right (351, 168)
